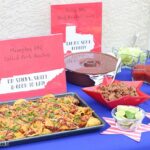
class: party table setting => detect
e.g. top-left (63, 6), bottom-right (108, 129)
top-left (0, 2), bottom-right (150, 150)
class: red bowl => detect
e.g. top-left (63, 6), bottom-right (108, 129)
top-left (82, 77), bottom-right (150, 109)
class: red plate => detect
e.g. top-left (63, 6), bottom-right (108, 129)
top-left (82, 77), bottom-right (150, 109)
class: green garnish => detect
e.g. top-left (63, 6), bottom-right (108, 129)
top-left (49, 113), bottom-right (55, 118)
top-left (28, 116), bottom-right (34, 122)
top-left (28, 111), bottom-right (35, 116)
top-left (125, 111), bottom-right (135, 119)
top-left (5, 111), bottom-right (11, 117)
top-left (48, 98), bottom-right (57, 103)
top-left (11, 125), bottom-right (20, 132)
top-left (16, 107), bottom-right (21, 111)
top-left (44, 110), bottom-right (49, 116)
top-left (0, 135), bottom-right (5, 139)
top-left (73, 115), bottom-right (80, 123)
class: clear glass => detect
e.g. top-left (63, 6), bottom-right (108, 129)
top-left (132, 64), bottom-right (150, 84)
top-left (112, 48), bottom-right (150, 68)
top-left (111, 105), bottom-right (145, 132)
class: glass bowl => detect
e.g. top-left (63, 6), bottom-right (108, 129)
top-left (132, 64), bottom-right (150, 84)
top-left (112, 47), bottom-right (150, 68)
top-left (111, 105), bottom-right (145, 132)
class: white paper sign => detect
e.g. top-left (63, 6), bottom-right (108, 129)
top-left (0, 68), bottom-right (64, 94)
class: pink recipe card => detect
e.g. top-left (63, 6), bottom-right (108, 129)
top-left (0, 34), bottom-right (66, 101)
top-left (51, 2), bottom-right (102, 56)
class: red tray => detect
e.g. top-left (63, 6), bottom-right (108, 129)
top-left (82, 77), bottom-right (150, 109)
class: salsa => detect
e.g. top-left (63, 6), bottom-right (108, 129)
top-left (65, 52), bottom-right (117, 74)
top-left (132, 64), bottom-right (150, 83)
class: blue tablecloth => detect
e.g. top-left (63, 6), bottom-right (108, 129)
top-left (4, 68), bottom-right (150, 150)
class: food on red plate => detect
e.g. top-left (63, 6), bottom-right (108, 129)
top-left (132, 64), bottom-right (150, 83)
top-left (96, 82), bottom-right (138, 101)
top-left (0, 94), bottom-right (101, 141)
top-left (83, 77), bottom-right (150, 108)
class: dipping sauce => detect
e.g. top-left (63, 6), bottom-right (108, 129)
top-left (65, 52), bottom-right (117, 75)
top-left (65, 52), bottom-right (118, 86)
top-left (132, 64), bottom-right (150, 83)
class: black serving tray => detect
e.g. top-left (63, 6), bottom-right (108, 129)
top-left (0, 92), bottom-right (105, 147)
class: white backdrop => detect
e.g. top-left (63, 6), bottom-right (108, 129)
top-left (0, 0), bottom-right (150, 52)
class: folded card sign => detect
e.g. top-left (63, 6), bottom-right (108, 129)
top-left (51, 2), bottom-right (102, 55)
top-left (0, 35), bottom-right (66, 101)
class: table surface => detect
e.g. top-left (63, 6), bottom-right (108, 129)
top-left (4, 68), bottom-right (150, 150)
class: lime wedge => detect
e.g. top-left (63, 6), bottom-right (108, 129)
top-left (117, 106), bottom-right (129, 112)
top-left (128, 106), bottom-right (139, 113)
top-left (125, 111), bottom-right (135, 119)
top-left (115, 111), bottom-right (125, 119)
top-left (135, 111), bottom-right (143, 120)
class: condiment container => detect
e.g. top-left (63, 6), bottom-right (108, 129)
top-left (65, 52), bottom-right (118, 86)
top-left (111, 105), bottom-right (145, 132)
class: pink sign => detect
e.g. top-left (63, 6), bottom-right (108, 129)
top-left (51, 2), bottom-right (102, 55)
top-left (0, 35), bottom-right (66, 101)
